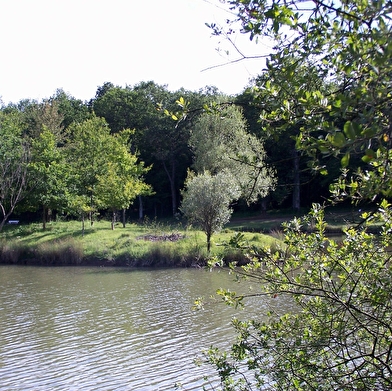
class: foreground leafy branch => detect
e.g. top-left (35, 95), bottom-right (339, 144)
top-left (204, 203), bottom-right (392, 390)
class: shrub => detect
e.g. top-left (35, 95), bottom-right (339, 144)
top-left (203, 204), bottom-right (392, 390)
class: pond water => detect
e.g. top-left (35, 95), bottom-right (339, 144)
top-left (0, 266), bottom-right (292, 390)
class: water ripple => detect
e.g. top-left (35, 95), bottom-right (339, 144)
top-left (0, 266), bottom-right (292, 390)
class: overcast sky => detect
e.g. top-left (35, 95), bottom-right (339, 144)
top-left (0, 0), bottom-right (270, 104)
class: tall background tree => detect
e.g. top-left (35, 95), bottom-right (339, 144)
top-left (28, 127), bottom-right (69, 229)
top-left (94, 130), bottom-right (152, 229)
top-left (189, 104), bottom-right (275, 205)
top-left (0, 111), bottom-right (31, 230)
top-left (91, 81), bottom-right (221, 217)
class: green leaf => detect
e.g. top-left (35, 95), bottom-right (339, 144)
top-left (343, 121), bottom-right (356, 140)
top-left (318, 144), bottom-right (330, 154)
top-left (362, 149), bottom-right (375, 163)
top-left (352, 122), bottom-right (362, 136)
top-left (176, 97), bottom-right (186, 107)
top-left (333, 99), bottom-right (342, 108)
top-left (341, 152), bottom-right (350, 167)
top-left (331, 132), bottom-right (346, 148)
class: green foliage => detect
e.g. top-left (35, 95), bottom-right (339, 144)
top-left (2, 83), bottom-right (230, 219)
top-left (94, 130), bottom-right (152, 228)
top-left (224, 0), bottom-right (392, 202)
top-left (65, 116), bottom-right (150, 225)
top-left (28, 126), bottom-right (69, 225)
top-left (190, 105), bottom-right (276, 204)
top-left (204, 204), bottom-right (392, 390)
top-left (16, 98), bottom-right (65, 140)
top-left (0, 219), bottom-right (273, 267)
top-left (91, 81), bottom-right (204, 216)
top-left (180, 171), bottom-right (241, 252)
top-left (201, 0), bottom-right (392, 389)
top-left (52, 89), bottom-right (91, 129)
top-left (0, 110), bottom-right (31, 230)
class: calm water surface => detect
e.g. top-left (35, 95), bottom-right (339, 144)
top-left (0, 266), bottom-right (291, 390)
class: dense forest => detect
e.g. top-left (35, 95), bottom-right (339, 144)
top-left (0, 78), bottom-right (356, 230)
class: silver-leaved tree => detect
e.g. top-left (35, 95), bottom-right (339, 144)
top-left (180, 170), bottom-right (241, 253)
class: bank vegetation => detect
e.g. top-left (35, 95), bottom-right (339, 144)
top-left (0, 218), bottom-right (281, 267)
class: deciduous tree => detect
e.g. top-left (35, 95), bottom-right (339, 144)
top-left (95, 131), bottom-right (152, 229)
top-left (28, 127), bottom-right (69, 229)
top-left (206, 203), bottom-right (392, 390)
top-left (190, 104), bottom-right (275, 204)
top-left (180, 171), bottom-right (240, 252)
top-left (212, 0), bottom-right (392, 202)
top-left (66, 118), bottom-right (151, 230)
top-left (0, 111), bottom-right (31, 230)
top-left (65, 116), bottom-right (116, 225)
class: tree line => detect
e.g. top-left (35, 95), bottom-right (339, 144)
top-left (1, 76), bottom-right (352, 231)
top-left (2, 0), bottom-right (391, 388)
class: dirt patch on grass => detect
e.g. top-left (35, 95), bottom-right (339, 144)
top-left (136, 233), bottom-right (185, 242)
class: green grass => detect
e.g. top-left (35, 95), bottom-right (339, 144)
top-left (1, 206), bottom-right (374, 267)
top-left (228, 206), bottom-right (377, 234)
top-left (0, 219), bottom-right (280, 267)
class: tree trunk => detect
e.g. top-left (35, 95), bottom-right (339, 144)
top-left (206, 231), bottom-right (212, 253)
top-left (47, 208), bottom-right (52, 223)
top-left (81, 213), bottom-right (85, 237)
top-left (42, 205), bottom-right (47, 230)
top-left (122, 208), bottom-right (126, 228)
top-left (111, 210), bottom-right (116, 230)
top-left (138, 195), bottom-right (143, 221)
top-left (292, 147), bottom-right (300, 212)
top-left (162, 160), bottom-right (177, 216)
top-left (0, 144), bottom-right (30, 232)
top-left (90, 194), bottom-right (94, 226)
top-left (0, 211), bottom-right (12, 232)
top-left (260, 196), bottom-right (268, 215)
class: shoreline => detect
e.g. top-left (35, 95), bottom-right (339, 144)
top-left (0, 249), bottom-right (209, 268)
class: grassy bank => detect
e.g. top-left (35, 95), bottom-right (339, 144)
top-left (0, 219), bottom-right (281, 267)
top-left (0, 206), bottom-right (372, 267)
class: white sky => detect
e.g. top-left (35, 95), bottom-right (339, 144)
top-left (0, 0), bottom-right (271, 104)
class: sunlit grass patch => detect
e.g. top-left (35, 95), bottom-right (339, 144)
top-left (0, 218), bottom-right (283, 267)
